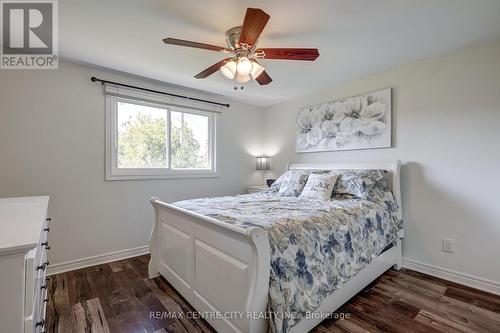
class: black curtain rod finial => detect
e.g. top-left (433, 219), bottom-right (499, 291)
top-left (91, 76), bottom-right (104, 86)
top-left (90, 76), bottom-right (230, 108)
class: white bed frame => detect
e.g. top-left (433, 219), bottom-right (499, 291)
top-left (148, 161), bottom-right (404, 333)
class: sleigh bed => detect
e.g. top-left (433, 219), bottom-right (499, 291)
top-left (148, 161), bottom-right (404, 333)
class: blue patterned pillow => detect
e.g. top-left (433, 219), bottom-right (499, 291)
top-left (333, 169), bottom-right (388, 199)
top-left (269, 174), bottom-right (284, 192)
top-left (271, 170), bottom-right (310, 197)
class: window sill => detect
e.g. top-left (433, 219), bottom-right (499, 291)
top-left (106, 172), bottom-right (220, 181)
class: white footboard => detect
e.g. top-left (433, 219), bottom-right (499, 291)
top-left (148, 197), bottom-right (270, 333)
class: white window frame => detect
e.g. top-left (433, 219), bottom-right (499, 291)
top-left (106, 94), bottom-right (218, 181)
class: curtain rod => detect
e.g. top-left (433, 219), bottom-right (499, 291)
top-left (90, 77), bottom-right (230, 108)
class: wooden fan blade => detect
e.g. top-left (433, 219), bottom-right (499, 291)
top-left (239, 8), bottom-right (270, 47)
top-left (256, 71), bottom-right (272, 85)
top-left (194, 58), bottom-right (231, 79)
top-left (256, 48), bottom-right (320, 61)
top-left (163, 37), bottom-right (229, 52)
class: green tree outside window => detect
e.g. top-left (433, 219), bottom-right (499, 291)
top-left (118, 113), bottom-right (206, 169)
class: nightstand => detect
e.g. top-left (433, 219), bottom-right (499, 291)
top-left (247, 185), bottom-right (269, 194)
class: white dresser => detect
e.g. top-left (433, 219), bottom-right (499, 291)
top-left (0, 196), bottom-right (51, 333)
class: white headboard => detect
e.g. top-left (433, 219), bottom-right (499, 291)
top-left (287, 160), bottom-right (402, 220)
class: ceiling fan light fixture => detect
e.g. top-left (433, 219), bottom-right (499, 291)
top-left (236, 56), bottom-right (253, 75)
top-left (220, 60), bottom-right (237, 79)
top-left (164, 8), bottom-right (319, 86)
top-left (250, 61), bottom-right (265, 79)
top-left (235, 72), bottom-right (251, 83)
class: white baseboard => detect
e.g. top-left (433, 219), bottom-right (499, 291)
top-left (403, 258), bottom-right (500, 296)
top-left (47, 245), bottom-right (150, 276)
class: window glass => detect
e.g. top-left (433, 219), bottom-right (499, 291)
top-left (171, 111), bottom-right (210, 169)
top-left (117, 101), bottom-right (167, 168)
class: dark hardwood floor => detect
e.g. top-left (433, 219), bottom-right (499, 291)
top-left (45, 254), bottom-right (500, 333)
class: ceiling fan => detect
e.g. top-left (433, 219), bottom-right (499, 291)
top-left (163, 8), bottom-right (320, 85)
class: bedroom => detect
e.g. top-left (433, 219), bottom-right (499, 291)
top-left (0, 1), bottom-right (499, 332)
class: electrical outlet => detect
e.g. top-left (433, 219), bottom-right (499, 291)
top-left (442, 238), bottom-right (455, 253)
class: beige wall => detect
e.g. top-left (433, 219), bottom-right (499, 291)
top-left (263, 39), bottom-right (500, 286)
top-left (0, 61), bottom-right (265, 265)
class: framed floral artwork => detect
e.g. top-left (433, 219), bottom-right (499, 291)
top-left (296, 88), bottom-right (392, 152)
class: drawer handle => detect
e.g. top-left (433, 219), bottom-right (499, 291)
top-left (35, 319), bottom-right (45, 327)
top-left (45, 245), bottom-right (51, 250)
top-left (44, 227), bottom-right (50, 232)
top-left (43, 298), bottom-right (49, 303)
top-left (37, 261), bottom-right (49, 270)
top-left (41, 284), bottom-right (47, 290)
top-left (41, 241), bottom-right (49, 247)
top-left (46, 217), bottom-right (52, 222)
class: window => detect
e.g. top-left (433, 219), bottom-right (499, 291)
top-left (106, 93), bottom-right (217, 180)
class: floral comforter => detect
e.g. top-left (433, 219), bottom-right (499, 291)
top-left (174, 191), bottom-right (402, 333)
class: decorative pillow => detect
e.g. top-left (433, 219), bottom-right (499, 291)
top-left (269, 173), bottom-right (285, 192)
top-left (274, 170), bottom-right (310, 197)
top-left (300, 173), bottom-right (338, 200)
top-left (270, 170), bottom-right (301, 192)
top-left (333, 169), bottom-right (388, 199)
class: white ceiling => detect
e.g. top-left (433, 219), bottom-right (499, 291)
top-left (61, 0), bottom-right (500, 107)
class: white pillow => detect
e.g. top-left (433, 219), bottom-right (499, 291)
top-left (299, 173), bottom-right (338, 201)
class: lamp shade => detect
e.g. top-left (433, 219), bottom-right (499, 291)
top-left (235, 72), bottom-right (251, 83)
top-left (250, 60), bottom-right (265, 79)
top-left (236, 57), bottom-right (253, 75)
top-left (220, 60), bottom-right (237, 79)
top-left (256, 156), bottom-right (270, 170)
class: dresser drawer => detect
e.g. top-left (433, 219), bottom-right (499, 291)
top-left (33, 277), bottom-right (48, 333)
top-left (25, 224), bottom-right (50, 315)
top-left (0, 197), bottom-right (50, 333)
top-left (24, 248), bottom-right (48, 333)
top-left (24, 218), bottom-right (50, 333)
top-left (24, 284), bottom-right (47, 333)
